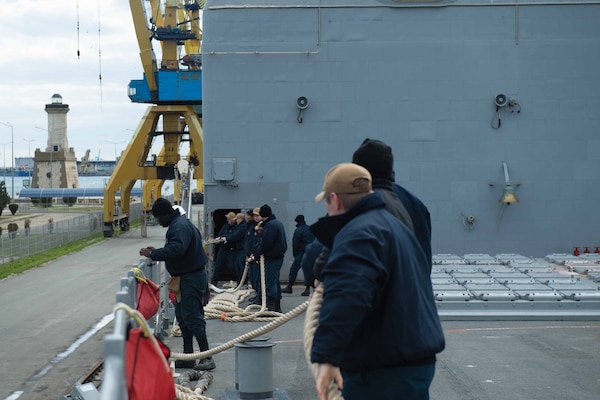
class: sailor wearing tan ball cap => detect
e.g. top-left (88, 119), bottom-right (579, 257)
top-left (309, 163), bottom-right (444, 400)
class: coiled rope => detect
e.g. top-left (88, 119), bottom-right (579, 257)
top-left (176, 383), bottom-right (213, 400)
top-left (204, 256), bottom-right (284, 322)
top-left (302, 290), bottom-right (344, 400)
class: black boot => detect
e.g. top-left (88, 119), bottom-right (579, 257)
top-left (193, 336), bottom-right (216, 370)
top-left (195, 357), bottom-right (216, 370)
top-left (300, 286), bottom-right (311, 296)
top-left (175, 333), bottom-right (196, 369)
top-left (275, 298), bottom-right (282, 313)
top-left (250, 290), bottom-right (262, 304)
top-left (266, 297), bottom-right (278, 312)
top-left (281, 283), bottom-right (293, 294)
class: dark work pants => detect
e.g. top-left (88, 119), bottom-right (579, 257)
top-left (175, 269), bottom-right (208, 350)
top-left (287, 252), bottom-right (305, 285)
top-left (249, 260), bottom-right (261, 296)
top-left (234, 250), bottom-right (246, 283)
top-left (342, 362), bottom-right (435, 400)
top-left (265, 257), bottom-right (283, 299)
top-left (301, 252), bottom-right (315, 287)
top-left (249, 260), bottom-right (259, 288)
top-left (212, 248), bottom-right (236, 283)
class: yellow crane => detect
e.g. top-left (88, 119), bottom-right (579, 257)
top-left (103, 0), bottom-right (204, 237)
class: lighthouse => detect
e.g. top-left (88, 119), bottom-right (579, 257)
top-left (32, 94), bottom-right (79, 189)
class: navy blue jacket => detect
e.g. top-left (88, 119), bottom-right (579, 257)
top-left (255, 214), bottom-right (287, 259)
top-left (310, 192), bottom-right (444, 372)
top-left (227, 221), bottom-right (246, 251)
top-left (217, 222), bottom-right (239, 251)
top-left (292, 221), bottom-right (315, 257)
top-left (301, 239), bottom-right (323, 285)
top-left (149, 212), bottom-right (208, 276)
top-left (392, 183), bottom-right (432, 271)
top-left (245, 220), bottom-right (261, 257)
top-left (372, 178), bottom-right (414, 233)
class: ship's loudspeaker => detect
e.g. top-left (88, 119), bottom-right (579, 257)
top-left (495, 94), bottom-right (508, 107)
top-left (296, 96), bottom-right (309, 110)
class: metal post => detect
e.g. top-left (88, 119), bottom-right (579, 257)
top-left (0, 122), bottom-right (14, 199)
top-left (140, 180), bottom-right (147, 237)
top-left (235, 340), bottom-right (276, 399)
top-left (105, 140), bottom-right (125, 162)
top-left (1, 142), bottom-right (7, 184)
top-left (23, 138), bottom-right (35, 178)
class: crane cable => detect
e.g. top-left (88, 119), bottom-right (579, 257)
top-left (76, 0), bottom-right (80, 59)
top-left (76, 0), bottom-right (103, 108)
top-left (97, 0), bottom-right (103, 109)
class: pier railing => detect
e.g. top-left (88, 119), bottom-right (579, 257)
top-left (66, 258), bottom-right (172, 399)
top-left (0, 203), bottom-right (143, 263)
top-left (99, 258), bottom-right (172, 399)
top-left (100, 274), bottom-right (136, 400)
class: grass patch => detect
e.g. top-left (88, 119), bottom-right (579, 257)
top-left (0, 233), bottom-right (106, 280)
top-left (0, 219), bottom-right (144, 280)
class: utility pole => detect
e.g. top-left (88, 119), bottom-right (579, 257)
top-left (105, 140), bottom-right (125, 165)
top-left (0, 122), bottom-right (14, 199)
top-left (105, 140), bottom-right (126, 161)
top-left (23, 138), bottom-right (36, 178)
top-left (0, 142), bottom-right (9, 185)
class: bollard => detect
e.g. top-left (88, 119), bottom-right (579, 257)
top-left (235, 337), bottom-right (271, 390)
top-left (235, 339), bottom-right (275, 399)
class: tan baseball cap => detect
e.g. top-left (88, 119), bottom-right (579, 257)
top-left (315, 163), bottom-right (372, 202)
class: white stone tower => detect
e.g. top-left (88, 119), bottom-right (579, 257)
top-left (32, 94), bottom-right (79, 189)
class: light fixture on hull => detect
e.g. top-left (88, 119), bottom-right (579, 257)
top-left (499, 162), bottom-right (519, 205)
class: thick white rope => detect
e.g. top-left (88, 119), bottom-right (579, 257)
top-left (172, 300), bottom-right (308, 361)
top-left (302, 290), bottom-right (344, 400)
top-left (204, 256), bottom-right (284, 322)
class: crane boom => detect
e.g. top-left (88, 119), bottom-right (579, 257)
top-left (127, 0), bottom-right (202, 104)
top-left (128, 0), bottom-right (159, 95)
top-left (103, 0), bottom-right (205, 237)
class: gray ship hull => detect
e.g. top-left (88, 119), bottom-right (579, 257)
top-left (200, 0), bottom-right (600, 259)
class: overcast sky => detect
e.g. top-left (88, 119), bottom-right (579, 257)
top-left (0, 0), bottom-right (150, 163)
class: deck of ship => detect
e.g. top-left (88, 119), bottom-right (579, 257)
top-left (0, 223), bottom-right (598, 400)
